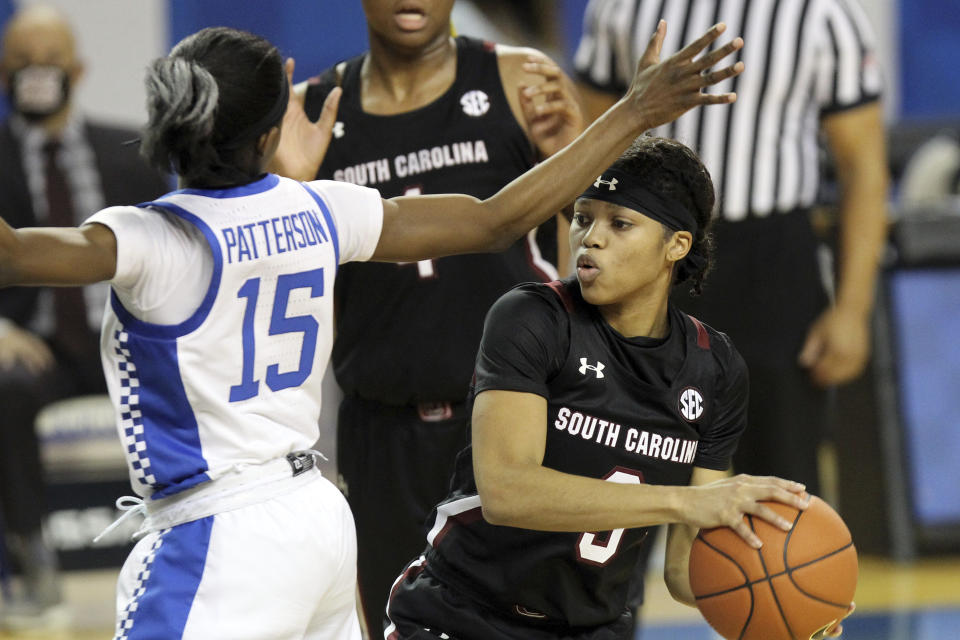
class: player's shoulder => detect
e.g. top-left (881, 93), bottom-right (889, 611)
top-left (300, 176), bottom-right (380, 200)
top-left (493, 42), bottom-right (563, 79)
top-left (490, 280), bottom-right (575, 324)
top-left (679, 310), bottom-right (746, 373)
top-left (493, 42), bottom-right (553, 65)
top-left (301, 58), bottom-right (357, 117)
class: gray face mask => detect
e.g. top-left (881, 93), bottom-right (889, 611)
top-left (8, 64), bottom-right (71, 121)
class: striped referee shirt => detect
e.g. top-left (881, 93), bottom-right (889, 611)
top-left (574, 0), bottom-right (883, 220)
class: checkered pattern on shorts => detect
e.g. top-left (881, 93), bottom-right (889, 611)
top-left (114, 528), bottom-right (170, 640)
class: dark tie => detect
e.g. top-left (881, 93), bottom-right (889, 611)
top-left (42, 140), bottom-right (91, 359)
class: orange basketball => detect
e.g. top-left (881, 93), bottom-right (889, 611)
top-left (688, 495), bottom-right (858, 640)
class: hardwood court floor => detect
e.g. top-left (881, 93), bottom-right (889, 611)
top-left (1, 554), bottom-right (959, 639)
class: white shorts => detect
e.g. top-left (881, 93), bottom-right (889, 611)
top-left (113, 467), bottom-right (360, 640)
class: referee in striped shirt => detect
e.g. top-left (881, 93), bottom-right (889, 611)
top-left (574, 2), bottom-right (887, 628)
top-left (575, 0), bottom-right (887, 494)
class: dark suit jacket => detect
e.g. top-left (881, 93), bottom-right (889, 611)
top-left (0, 119), bottom-right (171, 327)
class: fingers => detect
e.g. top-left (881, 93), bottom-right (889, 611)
top-left (0, 337), bottom-right (53, 375)
top-left (697, 59), bottom-right (744, 88)
top-left (731, 516), bottom-right (763, 549)
top-left (521, 80), bottom-right (564, 99)
top-left (692, 36), bottom-right (744, 72)
top-left (639, 19), bottom-right (667, 67)
top-left (675, 22), bottom-right (727, 61)
top-left (522, 56), bottom-right (562, 81)
top-left (798, 332), bottom-right (822, 367)
top-left (317, 86), bottom-right (342, 132)
top-left (749, 502), bottom-right (796, 532)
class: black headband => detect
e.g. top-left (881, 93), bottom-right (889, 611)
top-left (578, 168), bottom-right (698, 235)
top-left (217, 72), bottom-right (289, 150)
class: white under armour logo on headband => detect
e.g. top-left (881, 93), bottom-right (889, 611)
top-left (594, 176), bottom-right (618, 191)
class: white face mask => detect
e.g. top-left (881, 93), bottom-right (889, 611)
top-left (9, 65), bottom-right (71, 121)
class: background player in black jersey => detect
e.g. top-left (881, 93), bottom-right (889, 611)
top-left (293, 0), bottom-right (587, 630)
top-left (385, 136), bottom-right (851, 639)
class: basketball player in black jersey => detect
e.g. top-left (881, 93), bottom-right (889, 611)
top-left (297, 1), bottom-right (585, 630)
top-left (384, 137), bottom-right (850, 639)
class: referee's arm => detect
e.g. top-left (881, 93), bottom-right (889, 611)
top-left (798, 101), bottom-right (889, 387)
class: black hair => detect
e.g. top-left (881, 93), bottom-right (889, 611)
top-left (608, 136), bottom-right (716, 295)
top-left (140, 27), bottom-right (285, 185)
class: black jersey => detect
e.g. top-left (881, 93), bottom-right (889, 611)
top-left (304, 36), bottom-right (556, 404)
top-left (422, 278), bottom-right (748, 630)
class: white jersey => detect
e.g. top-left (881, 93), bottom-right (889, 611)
top-left (88, 174), bottom-right (382, 499)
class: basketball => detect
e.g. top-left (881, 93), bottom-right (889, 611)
top-left (688, 495), bottom-right (858, 640)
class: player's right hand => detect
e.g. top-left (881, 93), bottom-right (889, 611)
top-left (268, 58), bottom-right (342, 182)
top-left (683, 474), bottom-right (810, 548)
top-left (624, 21), bottom-right (744, 131)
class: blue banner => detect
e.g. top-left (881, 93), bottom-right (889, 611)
top-left (169, 1), bottom-right (369, 84)
top-left (0, 0), bottom-right (15, 121)
top-left (900, 1), bottom-right (960, 119)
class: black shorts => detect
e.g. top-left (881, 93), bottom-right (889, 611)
top-left (386, 558), bottom-right (634, 640)
top-left (337, 395), bottom-right (470, 634)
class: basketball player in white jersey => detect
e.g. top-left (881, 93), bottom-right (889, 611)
top-left (0, 23), bottom-right (744, 640)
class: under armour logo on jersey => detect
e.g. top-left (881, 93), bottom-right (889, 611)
top-left (579, 358), bottom-right (605, 379)
top-left (594, 176), bottom-right (618, 190)
top-left (679, 387), bottom-right (705, 421)
top-left (332, 121), bottom-right (345, 138)
top-left (460, 90), bottom-right (490, 117)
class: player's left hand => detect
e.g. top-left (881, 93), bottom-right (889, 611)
top-left (268, 58), bottom-right (342, 182)
top-left (518, 54), bottom-right (585, 159)
top-left (798, 305), bottom-right (870, 387)
top-left (812, 602), bottom-right (855, 639)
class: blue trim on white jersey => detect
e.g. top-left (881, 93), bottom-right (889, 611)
top-left (300, 183), bottom-right (340, 267)
top-left (122, 326), bottom-right (210, 498)
top-left (116, 519), bottom-right (212, 639)
top-left (109, 202), bottom-right (223, 340)
top-left (169, 173), bottom-right (280, 199)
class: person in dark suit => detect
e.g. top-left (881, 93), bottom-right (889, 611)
top-left (0, 5), bottom-right (168, 627)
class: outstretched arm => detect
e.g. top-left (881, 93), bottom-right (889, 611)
top-left (0, 218), bottom-right (116, 287)
top-left (373, 22), bottom-right (745, 262)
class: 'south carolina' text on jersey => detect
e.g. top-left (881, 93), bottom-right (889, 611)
top-left (554, 406), bottom-right (699, 464)
top-left (332, 139), bottom-right (490, 186)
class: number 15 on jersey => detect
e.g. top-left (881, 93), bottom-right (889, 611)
top-left (229, 267), bottom-right (324, 402)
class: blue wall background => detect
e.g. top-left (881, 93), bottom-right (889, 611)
top-left (0, 0), bottom-right (14, 121)
top-left (1, 1), bottom-right (959, 123)
top-left (899, 1), bottom-right (960, 119)
top-left (169, 1), bottom-right (369, 84)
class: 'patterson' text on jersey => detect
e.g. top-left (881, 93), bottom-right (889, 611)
top-left (220, 209), bottom-right (329, 264)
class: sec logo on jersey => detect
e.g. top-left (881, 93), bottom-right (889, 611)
top-left (678, 387), bottom-right (704, 422)
top-left (460, 90), bottom-right (490, 117)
